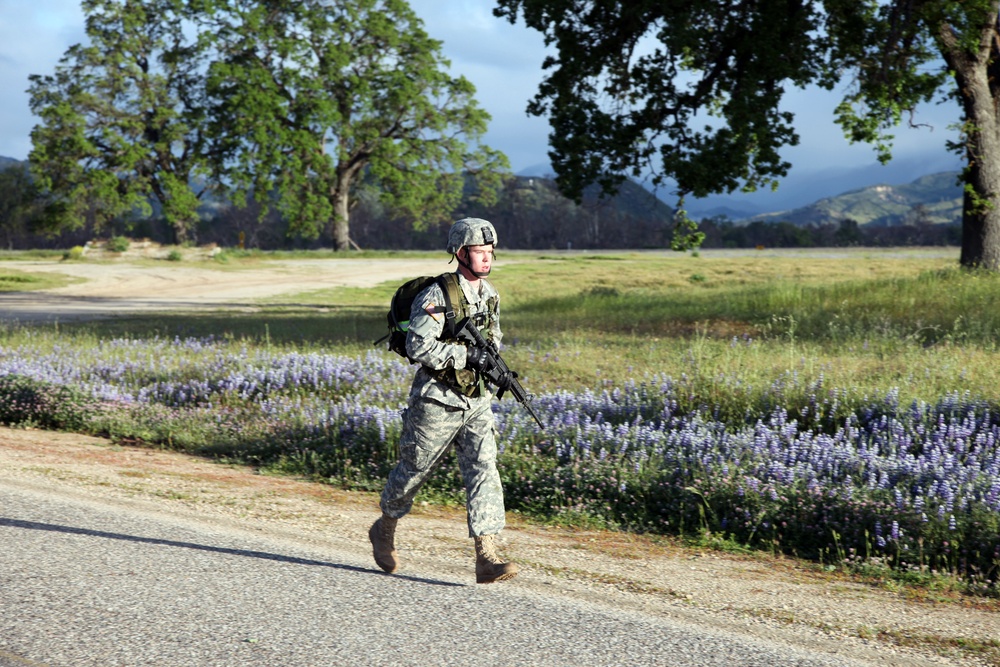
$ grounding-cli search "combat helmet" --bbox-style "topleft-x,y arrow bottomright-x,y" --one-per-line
447,218 -> 497,255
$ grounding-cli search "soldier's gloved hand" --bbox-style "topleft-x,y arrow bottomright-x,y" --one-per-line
465,346 -> 491,372
496,369 -> 518,392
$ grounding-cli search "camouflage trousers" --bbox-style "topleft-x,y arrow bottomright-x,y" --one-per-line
380,392 -> 506,537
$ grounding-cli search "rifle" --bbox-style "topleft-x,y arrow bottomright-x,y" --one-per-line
455,317 -> 544,430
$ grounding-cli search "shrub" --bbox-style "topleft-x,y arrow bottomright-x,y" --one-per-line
166,250 -> 183,262
106,236 -> 130,253
0,375 -> 98,431
62,246 -> 85,261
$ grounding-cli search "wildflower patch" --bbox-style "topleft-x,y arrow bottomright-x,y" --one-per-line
0,335 -> 996,594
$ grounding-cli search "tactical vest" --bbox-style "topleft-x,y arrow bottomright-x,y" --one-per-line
429,273 -> 498,398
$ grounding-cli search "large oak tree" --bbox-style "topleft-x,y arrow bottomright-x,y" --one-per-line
29,0 -> 506,250
495,0 -> 1000,269
202,0 -> 508,250
28,0 -> 210,244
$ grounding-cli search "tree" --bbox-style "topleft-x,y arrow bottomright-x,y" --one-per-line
0,165 -> 40,249
495,1 -> 1000,269
28,0 -> 212,244
834,219 -> 863,247
201,0 -> 508,250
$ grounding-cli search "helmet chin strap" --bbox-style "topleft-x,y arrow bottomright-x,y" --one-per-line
455,250 -> 491,278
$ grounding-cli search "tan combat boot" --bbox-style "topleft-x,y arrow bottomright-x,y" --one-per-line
369,513 -> 399,573
474,534 -> 518,584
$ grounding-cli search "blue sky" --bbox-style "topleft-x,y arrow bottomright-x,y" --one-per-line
0,0 -> 965,210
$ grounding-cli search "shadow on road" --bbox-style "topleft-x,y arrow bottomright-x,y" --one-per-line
0,516 -> 462,588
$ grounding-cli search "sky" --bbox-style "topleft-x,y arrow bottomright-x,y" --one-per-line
0,0 -> 966,211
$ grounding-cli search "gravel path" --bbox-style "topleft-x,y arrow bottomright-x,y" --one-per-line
0,481 -> 876,667
0,430 -> 995,667
0,257 -> 452,321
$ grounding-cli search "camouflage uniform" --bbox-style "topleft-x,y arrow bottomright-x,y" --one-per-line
379,272 -> 506,537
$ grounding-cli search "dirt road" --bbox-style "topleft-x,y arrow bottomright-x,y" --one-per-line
0,429 -> 997,666
0,257 -> 452,321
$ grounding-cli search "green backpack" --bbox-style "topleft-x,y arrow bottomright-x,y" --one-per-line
374,272 -> 464,362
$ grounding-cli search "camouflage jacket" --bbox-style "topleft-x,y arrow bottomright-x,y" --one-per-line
405,271 -> 502,409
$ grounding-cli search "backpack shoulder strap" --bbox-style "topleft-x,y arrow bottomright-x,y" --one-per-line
436,272 -> 464,338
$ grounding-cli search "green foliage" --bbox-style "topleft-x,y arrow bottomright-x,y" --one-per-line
0,375 -> 97,431
493,0 -> 955,195
0,165 -> 44,244
166,249 -> 183,262
670,200 -> 706,252
63,246 -> 86,261
28,0 -> 508,250
495,0 -> 1000,268
201,0 -> 509,249
106,235 -> 130,253
494,0 -> 832,201
27,0 -> 211,244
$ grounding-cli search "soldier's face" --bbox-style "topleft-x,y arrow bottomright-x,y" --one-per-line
463,244 -> 494,276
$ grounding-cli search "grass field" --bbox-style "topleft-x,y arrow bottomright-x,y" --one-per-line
54,248 -> 1000,402
0,247 -> 997,595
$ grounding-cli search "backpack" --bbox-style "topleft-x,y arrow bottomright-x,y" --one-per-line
374,272 -> 464,362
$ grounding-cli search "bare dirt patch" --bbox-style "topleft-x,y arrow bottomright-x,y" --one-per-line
0,255 -> 453,321
0,427 -> 996,667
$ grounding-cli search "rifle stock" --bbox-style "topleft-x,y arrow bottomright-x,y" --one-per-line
456,317 -> 544,430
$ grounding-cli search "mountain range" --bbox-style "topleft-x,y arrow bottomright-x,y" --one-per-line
678,153 -> 964,220
745,171 -> 962,227
0,155 -> 26,170
518,158 -> 965,227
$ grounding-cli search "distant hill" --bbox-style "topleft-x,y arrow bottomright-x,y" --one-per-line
509,168 -> 673,220
459,174 -> 674,249
0,156 -> 27,170
0,151 -> 960,250
581,178 -> 674,219
682,153 -> 963,220
746,171 -> 962,227
691,204 -> 762,220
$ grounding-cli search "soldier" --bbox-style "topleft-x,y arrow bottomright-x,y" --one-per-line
369,217 -> 518,584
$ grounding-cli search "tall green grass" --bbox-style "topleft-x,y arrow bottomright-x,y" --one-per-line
48,250 -> 998,409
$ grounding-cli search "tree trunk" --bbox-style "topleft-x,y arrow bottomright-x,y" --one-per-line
331,187 -> 351,251
944,9 -> 1000,270
957,65 -> 1000,269
173,220 -> 190,246
960,162 -> 1000,269
330,164 -> 357,252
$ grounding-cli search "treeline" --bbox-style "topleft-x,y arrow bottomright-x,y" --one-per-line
0,161 -> 961,252
698,217 -> 962,249
0,168 -> 674,251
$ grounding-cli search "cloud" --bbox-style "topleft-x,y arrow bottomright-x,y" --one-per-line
778,84 -> 960,172
408,1 -> 554,171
